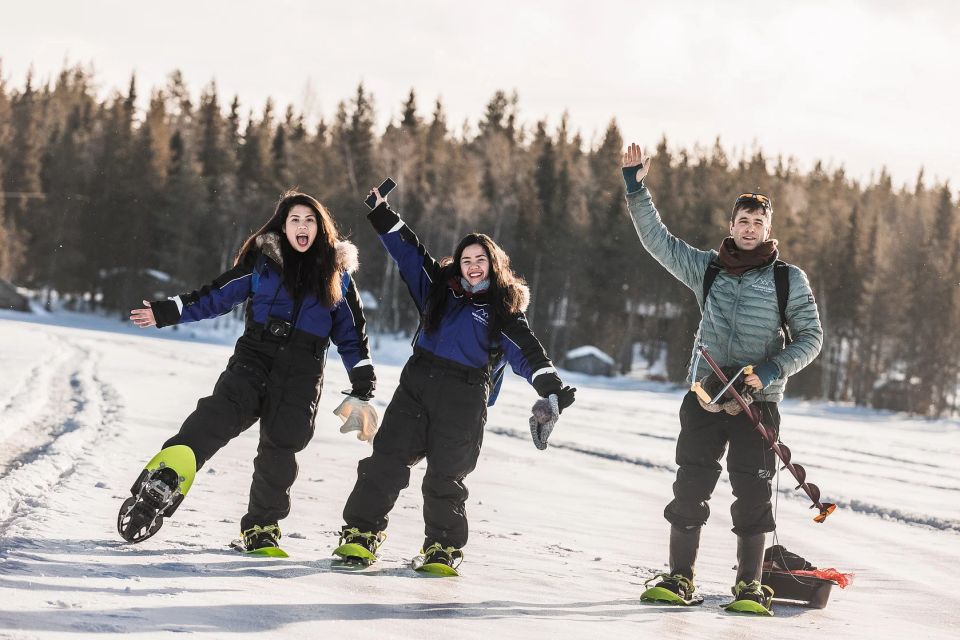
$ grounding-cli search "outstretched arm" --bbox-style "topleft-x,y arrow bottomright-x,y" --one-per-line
329,272 -> 377,399
500,312 -> 576,451
365,186 -> 443,312
622,141 -> 713,296
500,312 -> 574,406
130,255 -> 256,329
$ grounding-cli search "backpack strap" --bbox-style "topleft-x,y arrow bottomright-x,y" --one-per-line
702,259 -> 792,344
773,260 -> 792,345
701,261 -> 722,310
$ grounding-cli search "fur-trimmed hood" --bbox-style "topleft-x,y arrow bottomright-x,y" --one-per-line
256,232 -> 359,274
505,281 -> 530,314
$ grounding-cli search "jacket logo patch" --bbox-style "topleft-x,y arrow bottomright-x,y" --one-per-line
472,308 -> 489,326
751,278 -> 775,294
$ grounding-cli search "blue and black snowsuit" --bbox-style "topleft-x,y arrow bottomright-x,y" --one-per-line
149,233 -> 375,530
342,202 -> 565,551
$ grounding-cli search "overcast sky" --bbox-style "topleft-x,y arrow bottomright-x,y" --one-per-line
3,0 -> 958,190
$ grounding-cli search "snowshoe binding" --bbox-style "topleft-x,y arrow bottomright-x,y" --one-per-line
723,579 -> 774,616
333,527 -> 385,567
230,524 -> 288,558
641,573 -> 704,606
117,445 -> 196,543
412,542 -> 463,577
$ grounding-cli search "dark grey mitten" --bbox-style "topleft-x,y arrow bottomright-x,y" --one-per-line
529,394 -> 560,450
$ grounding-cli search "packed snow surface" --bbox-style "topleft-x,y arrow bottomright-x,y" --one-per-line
1,310 -> 958,639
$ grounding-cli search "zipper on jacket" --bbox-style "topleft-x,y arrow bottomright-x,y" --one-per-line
725,275 -> 744,362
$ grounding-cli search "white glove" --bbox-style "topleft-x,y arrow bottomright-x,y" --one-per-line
529,394 -> 560,450
333,396 -> 380,442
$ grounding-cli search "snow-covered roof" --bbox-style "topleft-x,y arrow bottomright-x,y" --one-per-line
359,290 -> 379,310
564,345 -> 615,365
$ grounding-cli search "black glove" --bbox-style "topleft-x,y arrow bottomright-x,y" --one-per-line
348,379 -> 375,401
555,386 -> 576,413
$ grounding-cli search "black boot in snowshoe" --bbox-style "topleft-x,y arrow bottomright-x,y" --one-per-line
117,445 -> 196,543
117,466 -> 184,543
413,542 -> 463,577
641,573 -> 704,606
333,527 -> 385,566
723,579 -> 774,616
230,524 -> 288,557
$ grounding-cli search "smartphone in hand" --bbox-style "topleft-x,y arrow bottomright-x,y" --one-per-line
365,177 -> 397,209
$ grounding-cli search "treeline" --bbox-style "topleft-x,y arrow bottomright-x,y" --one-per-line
0,64 -> 957,416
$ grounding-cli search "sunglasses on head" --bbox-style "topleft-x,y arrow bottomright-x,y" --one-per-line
735,192 -> 773,212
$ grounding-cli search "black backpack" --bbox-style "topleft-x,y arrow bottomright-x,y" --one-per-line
702,260 -> 792,345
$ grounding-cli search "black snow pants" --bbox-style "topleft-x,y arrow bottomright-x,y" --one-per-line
664,391 -> 781,536
163,328 -> 328,531
342,348 -> 489,550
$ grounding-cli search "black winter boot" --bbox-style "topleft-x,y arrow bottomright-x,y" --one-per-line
640,526 -> 704,605
333,527 -> 385,566
725,580 -> 774,615
668,525 -> 701,580
722,533 -> 774,615
735,533 -> 765,584
241,524 -> 281,551
421,542 -> 463,568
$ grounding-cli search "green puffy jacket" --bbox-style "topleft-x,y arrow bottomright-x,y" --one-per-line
626,186 -> 823,402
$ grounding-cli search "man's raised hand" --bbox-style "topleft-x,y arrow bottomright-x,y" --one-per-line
622,142 -> 652,184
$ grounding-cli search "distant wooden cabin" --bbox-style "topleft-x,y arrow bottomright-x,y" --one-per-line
563,345 -> 616,377
0,279 -> 30,312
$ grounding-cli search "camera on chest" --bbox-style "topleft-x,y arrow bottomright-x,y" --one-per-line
266,317 -> 293,339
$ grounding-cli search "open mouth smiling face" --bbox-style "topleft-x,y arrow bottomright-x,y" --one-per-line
460,243 -> 490,287
284,204 -> 318,252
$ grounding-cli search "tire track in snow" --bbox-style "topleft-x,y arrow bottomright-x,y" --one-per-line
488,426 -> 960,533
486,425 -> 675,472
0,335 -> 121,533
822,498 -> 960,533
0,332 -> 73,451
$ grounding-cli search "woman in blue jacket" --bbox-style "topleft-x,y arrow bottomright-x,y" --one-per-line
336,186 -> 575,571
119,191 -> 377,552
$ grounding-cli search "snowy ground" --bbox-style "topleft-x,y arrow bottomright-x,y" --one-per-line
0,309 -> 958,639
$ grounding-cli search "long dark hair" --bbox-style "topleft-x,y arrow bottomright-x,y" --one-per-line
422,233 -> 528,338
236,190 -> 344,307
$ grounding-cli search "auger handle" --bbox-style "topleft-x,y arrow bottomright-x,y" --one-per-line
691,382 -> 712,404
814,503 -> 837,523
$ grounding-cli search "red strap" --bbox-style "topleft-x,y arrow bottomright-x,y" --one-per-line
785,568 -> 855,588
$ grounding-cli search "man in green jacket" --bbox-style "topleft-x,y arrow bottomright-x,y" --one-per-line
621,142 -> 823,613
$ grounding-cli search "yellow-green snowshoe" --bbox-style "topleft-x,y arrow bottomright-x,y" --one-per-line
117,445 -> 197,543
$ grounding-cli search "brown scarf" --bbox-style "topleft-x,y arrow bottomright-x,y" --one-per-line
717,237 -> 779,275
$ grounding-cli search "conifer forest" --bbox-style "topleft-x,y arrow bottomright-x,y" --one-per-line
1,65 -> 957,415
